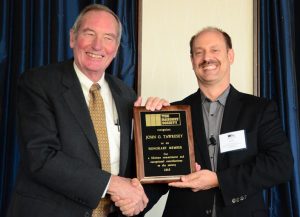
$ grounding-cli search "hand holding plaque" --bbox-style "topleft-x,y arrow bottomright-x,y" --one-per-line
133,105 -> 195,184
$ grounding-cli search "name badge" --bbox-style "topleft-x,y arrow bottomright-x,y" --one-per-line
219,130 -> 247,153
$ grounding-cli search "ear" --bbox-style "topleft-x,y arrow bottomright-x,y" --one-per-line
228,49 -> 234,64
113,43 -> 120,58
69,29 -> 75,48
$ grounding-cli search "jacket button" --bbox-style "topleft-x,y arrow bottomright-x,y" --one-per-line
84,212 -> 90,217
205,209 -> 212,215
232,198 -> 236,203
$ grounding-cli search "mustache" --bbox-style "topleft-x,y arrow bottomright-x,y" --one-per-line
198,60 -> 220,68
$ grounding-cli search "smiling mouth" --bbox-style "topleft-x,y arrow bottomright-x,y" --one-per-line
86,52 -> 104,59
203,64 -> 217,70
199,60 -> 220,70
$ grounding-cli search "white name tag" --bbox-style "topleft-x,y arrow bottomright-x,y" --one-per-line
219,130 -> 247,153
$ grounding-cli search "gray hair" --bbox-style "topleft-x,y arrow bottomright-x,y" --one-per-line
71,4 -> 122,43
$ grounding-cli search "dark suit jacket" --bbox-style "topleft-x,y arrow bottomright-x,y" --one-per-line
145,86 -> 293,217
7,60 -> 137,217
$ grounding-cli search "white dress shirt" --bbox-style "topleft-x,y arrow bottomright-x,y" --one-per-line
74,63 -> 120,176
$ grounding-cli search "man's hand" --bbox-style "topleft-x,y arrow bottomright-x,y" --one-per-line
168,167 -> 219,192
134,96 -> 170,111
109,176 -> 148,216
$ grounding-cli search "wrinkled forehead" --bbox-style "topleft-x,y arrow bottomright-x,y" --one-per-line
80,10 -> 118,29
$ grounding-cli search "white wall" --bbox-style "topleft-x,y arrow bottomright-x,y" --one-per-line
140,1 -> 254,216
141,0 -> 254,103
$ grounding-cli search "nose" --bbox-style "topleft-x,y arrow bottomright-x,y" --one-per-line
92,36 -> 103,50
203,50 -> 212,61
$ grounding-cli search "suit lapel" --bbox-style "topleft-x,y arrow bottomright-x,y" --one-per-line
61,62 -> 100,158
189,90 -> 212,170
217,86 -> 243,170
220,86 -> 242,134
106,75 -> 132,175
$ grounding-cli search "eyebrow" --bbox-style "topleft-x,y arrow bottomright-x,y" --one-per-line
104,33 -> 117,39
81,28 -> 95,33
194,45 -> 221,50
80,28 -> 117,39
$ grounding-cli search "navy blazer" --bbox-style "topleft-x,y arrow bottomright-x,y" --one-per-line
7,60 -> 137,217
145,86 -> 293,217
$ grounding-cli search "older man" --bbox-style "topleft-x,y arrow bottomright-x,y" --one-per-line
7,4 -> 167,217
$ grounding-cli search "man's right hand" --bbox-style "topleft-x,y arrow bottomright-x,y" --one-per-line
108,176 -> 148,216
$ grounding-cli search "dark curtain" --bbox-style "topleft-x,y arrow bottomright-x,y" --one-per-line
260,0 -> 300,217
295,0 -> 300,116
0,0 -> 137,216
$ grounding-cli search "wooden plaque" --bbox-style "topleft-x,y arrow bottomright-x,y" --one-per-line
133,105 -> 195,184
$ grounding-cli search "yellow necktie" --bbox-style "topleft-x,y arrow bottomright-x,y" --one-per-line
89,83 -> 111,172
89,83 -> 112,217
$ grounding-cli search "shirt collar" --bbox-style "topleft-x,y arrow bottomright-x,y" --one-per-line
73,62 -> 107,91
200,86 -> 230,106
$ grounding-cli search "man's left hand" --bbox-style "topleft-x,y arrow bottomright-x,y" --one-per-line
134,96 -> 170,111
168,169 -> 219,192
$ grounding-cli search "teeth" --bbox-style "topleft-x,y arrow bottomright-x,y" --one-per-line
87,52 -> 104,59
203,65 -> 217,70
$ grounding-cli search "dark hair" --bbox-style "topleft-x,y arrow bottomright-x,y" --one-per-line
71,4 -> 122,43
189,27 -> 232,56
